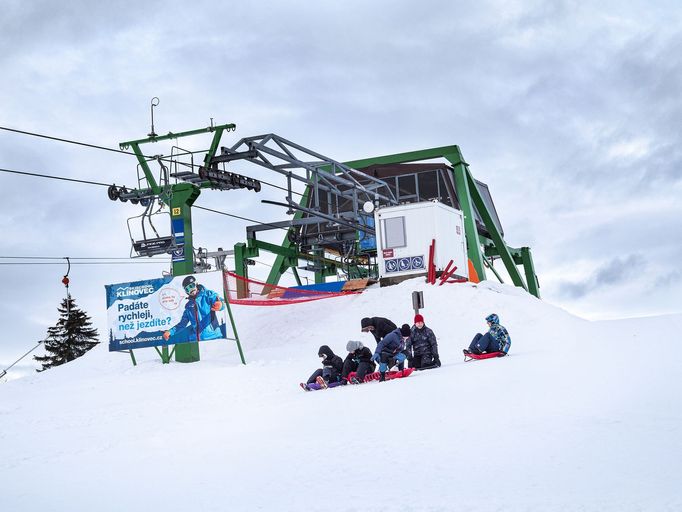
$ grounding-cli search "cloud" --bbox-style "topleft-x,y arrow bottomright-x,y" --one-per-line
558,254 -> 646,299
654,270 -> 682,289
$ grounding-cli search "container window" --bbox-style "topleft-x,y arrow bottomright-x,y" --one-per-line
383,216 -> 406,248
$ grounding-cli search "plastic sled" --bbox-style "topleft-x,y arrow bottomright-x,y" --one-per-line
463,350 -> 507,362
348,367 -> 414,384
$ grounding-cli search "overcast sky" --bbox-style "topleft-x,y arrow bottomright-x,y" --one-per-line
1,0 -> 681,364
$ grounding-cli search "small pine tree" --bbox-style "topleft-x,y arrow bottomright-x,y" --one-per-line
34,297 -> 99,372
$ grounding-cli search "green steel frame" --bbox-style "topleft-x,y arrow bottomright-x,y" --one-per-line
117,123 -> 247,364
237,144 -> 540,298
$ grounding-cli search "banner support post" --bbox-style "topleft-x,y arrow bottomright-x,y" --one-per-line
214,251 -> 246,365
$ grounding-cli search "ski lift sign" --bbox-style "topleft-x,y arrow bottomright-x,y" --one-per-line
384,255 -> 425,274
105,271 -> 228,351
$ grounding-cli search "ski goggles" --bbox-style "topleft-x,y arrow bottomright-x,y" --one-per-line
184,282 -> 197,294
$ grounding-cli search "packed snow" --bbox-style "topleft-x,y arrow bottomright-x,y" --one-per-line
1,278 -> 681,511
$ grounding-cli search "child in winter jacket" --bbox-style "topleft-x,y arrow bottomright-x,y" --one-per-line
465,314 -> 511,355
407,314 -> 441,369
306,345 -> 344,386
341,340 -> 376,384
372,324 -> 410,381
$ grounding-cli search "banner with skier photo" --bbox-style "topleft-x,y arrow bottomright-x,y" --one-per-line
105,272 -> 228,351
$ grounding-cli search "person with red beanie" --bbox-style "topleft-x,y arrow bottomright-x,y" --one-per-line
407,313 -> 440,369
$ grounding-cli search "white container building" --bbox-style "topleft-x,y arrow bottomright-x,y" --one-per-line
374,200 -> 468,284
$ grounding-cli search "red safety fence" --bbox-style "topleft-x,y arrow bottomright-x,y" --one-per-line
223,271 -> 362,306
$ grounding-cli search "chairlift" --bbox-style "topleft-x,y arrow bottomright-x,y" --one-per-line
127,198 -> 176,258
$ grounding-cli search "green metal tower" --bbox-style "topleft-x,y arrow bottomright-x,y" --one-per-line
111,122 -> 254,363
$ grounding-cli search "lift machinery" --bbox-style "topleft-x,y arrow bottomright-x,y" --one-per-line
110,120 -> 540,364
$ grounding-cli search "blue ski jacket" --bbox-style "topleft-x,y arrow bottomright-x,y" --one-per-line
488,323 -> 511,353
169,285 -> 225,341
374,328 -> 405,358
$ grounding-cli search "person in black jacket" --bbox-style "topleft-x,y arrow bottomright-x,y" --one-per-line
341,340 -> 376,384
360,316 -> 397,345
407,314 -> 441,370
306,345 -> 344,385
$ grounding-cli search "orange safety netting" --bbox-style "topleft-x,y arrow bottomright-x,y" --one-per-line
223,271 -> 360,306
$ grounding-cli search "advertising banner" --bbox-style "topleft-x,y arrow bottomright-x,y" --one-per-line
106,272 -> 228,351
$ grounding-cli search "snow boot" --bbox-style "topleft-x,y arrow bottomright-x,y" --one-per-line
379,372 -> 386,382
316,375 -> 329,389
300,382 -> 311,392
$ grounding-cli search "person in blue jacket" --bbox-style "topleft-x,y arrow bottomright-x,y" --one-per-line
464,313 -> 511,355
163,275 -> 225,342
373,324 -> 410,382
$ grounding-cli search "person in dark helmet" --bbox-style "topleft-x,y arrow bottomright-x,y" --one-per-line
163,275 -> 224,342
360,316 -> 397,345
303,345 -> 344,390
341,340 -> 376,384
372,324 -> 410,382
407,314 -> 441,370
464,313 -> 512,355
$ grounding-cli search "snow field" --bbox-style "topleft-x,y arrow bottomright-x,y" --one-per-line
1,278 -> 681,511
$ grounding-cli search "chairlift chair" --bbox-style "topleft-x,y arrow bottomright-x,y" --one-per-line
127,199 -> 176,258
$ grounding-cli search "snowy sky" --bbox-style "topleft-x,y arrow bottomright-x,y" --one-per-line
1,0 -> 681,363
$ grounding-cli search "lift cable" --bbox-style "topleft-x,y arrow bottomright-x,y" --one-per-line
0,125 -> 136,156
0,167 -> 113,187
0,125 -> 304,196
0,256 -> 168,260
194,205 -> 290,232
0,261 -> 170,266
0,166 -> 296,233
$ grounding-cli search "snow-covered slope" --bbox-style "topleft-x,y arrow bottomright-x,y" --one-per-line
2,279 -> 681,511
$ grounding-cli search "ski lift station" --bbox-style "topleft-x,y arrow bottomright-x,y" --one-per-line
107,108 -> 540,363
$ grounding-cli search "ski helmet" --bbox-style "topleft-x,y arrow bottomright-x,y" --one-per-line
182,275 -> 197,293
485,313 -> 499,325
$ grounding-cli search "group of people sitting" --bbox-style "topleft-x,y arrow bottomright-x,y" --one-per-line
303,312 -> 511,390
303,314 -> 438,390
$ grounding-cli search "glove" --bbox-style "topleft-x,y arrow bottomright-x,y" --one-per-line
211,300 -> 223,312
163,331 -> 171,341
433,356 -> 441,367
372,353 -> 381,363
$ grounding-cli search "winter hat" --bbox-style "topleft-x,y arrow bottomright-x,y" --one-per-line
346,340 -> 363,352
485,313 -> 500,325
414,314 -> 424,324
400,324 -> 411,337
318,345 -> 334,358
360,317 -> 372,330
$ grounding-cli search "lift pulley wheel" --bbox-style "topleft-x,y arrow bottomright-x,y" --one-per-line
107,185 -> 120,201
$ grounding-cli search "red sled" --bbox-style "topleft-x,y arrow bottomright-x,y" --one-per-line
348,367 -> 415,384
463,350 -> 507,362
